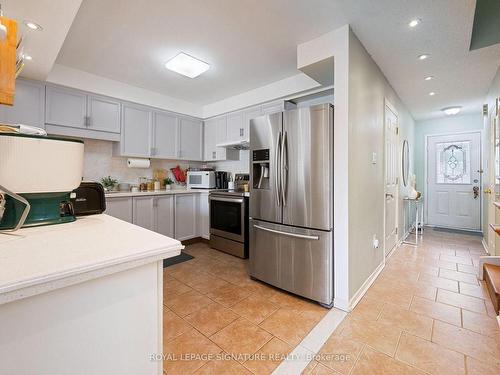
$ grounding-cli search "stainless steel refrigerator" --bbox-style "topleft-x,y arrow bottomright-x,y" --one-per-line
249,103 -> 333,307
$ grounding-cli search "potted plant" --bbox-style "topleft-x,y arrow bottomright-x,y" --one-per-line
163,177 -> 174,190
101,176 -> 118,191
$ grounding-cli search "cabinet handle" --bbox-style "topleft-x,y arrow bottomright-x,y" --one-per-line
240,128 -> 244,137
212,151 -> 216,159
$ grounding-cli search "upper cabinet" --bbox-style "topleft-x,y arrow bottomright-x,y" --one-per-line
45,85 -> 121,141
152,111 -> 178,159
0,79 -> 45,128
119,103 -> 152,158
178,117 -> 203,161
203,116 -> 238,161
226,105 -> 263,144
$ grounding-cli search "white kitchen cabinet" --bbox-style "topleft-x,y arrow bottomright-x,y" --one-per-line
175,194 -> 197,241
203,116 -> 238,161
152,111 -> 178,159
197,193 -> 210,239
133,196 -> 155,231
87,94 -> 121,133
155,195 -> 175,238
0,79 -> 45,128
45,86 -> 87,129
226,110 -> 245,143
105,197 -> 133,223
243,106 -> 263,137
178,117 -> 203,161
119,103 -> 152,158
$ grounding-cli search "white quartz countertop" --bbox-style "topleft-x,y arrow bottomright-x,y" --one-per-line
0,214 -> 183,305
105,188 -> 216,198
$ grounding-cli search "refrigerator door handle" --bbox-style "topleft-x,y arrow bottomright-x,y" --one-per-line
275,131 -> 282,206
281,131 -> 288,206
253,224 -> 320,240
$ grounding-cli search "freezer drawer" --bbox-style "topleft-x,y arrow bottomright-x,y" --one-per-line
249,219 -> 333,305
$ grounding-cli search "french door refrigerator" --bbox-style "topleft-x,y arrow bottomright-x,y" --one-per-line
249,103 -> 333,307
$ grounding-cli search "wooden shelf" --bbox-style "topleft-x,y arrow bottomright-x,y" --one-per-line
490,223 -> 500,236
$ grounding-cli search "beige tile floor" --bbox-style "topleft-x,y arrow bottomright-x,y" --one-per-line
162,242 -> 329,374
306,229 -> 500,375
163,229 -> 500,375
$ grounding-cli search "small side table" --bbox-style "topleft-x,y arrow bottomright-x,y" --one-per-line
403,197 -> 423,246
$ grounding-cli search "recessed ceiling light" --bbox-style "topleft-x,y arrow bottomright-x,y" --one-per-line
424,76 -> 434,81
442,106 -> 461,115
24,21 -> 43,31
429,92 -> 436,96
165,52 -> 210,78
409,19 -> 421,28
418,54 -> 430,60
24,54 -> 32,61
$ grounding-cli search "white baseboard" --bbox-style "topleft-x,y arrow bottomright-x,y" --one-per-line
348,260 -> 385,311
482,238 -> 490,255
333,297 -> 350,312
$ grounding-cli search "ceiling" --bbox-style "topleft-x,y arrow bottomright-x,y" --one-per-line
10,0 -> 500,120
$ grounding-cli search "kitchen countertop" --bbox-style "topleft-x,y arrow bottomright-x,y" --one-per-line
105,188 -> 249,198
0,214 -> 183,305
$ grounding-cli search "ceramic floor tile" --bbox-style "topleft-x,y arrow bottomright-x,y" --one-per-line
210,317 -> 273,363
184,302 -> 239,336
466,356 -> 500,375
163,328 -> 222,375
378,302 -> 433,340
163,309 -> 192,342
436,289 -> 487,314
410,296 -> 461,326
207,284 -> 252,307
459,281 -> 490,300
259,308 -> 316,347
166,289 -> 214,317
189,275 -> 231,295
193,359 -> 253,375
230,294 -> 280,324
349,296 -> 385,321
395,332 -> 465,375
303,362 -> 339,374
432,320 -> 500,365
351,346 -> 426,375
163,278 -> 192,299
317,334 -> 364,374
243,337 -> 292,374
439,268 -> 479,285
457,263 -> 478,275
462,309 -> 500,337
417,273 -> 459,292
440,254 -> 473,265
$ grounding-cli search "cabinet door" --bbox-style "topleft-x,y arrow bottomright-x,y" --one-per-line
226,111 -> 244,143
155,195 -> 175,238
105,197 -> 133,223
133,196 -> 155,231
87,95 -> 121,133
178,117 -> 202,161
121,103 -> 152,157
197,193 -> 210,239
45,86 -> 87,129
175,194 -> 197,240
153,111 -> 178,159
215,116 -> 229,159
203,118 -> 218,161
0,79 -> 45,128
243,106 -> 262,142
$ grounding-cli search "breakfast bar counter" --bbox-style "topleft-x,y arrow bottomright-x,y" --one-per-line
0,214 -> 182,375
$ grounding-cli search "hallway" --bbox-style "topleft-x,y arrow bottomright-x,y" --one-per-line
308,228 -> 500,375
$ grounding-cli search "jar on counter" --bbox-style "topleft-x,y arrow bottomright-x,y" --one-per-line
139,177 -> 148,192
154,180 -> 161,191
146,179 -> 154,191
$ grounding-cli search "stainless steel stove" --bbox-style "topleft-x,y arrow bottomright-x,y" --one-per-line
208,174 -> 249,258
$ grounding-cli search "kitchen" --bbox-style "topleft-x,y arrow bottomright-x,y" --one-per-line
2,1 -> 500,375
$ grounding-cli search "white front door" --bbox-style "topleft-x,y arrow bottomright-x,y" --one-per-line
384,103 -> 399,255
427,132 -> 481,231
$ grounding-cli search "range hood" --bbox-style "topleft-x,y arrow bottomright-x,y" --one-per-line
216,139 -> 249,150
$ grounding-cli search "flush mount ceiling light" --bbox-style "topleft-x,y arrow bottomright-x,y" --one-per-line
418,54 -> 430,60
408,18 -> 421,28
165,52 -> 210,78
24,20 -> 43,31
424,76 -> 434,81
429,92 -> 436,96
442,106 -> 461,115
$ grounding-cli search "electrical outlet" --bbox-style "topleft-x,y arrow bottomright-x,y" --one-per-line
372,235 -> 379,249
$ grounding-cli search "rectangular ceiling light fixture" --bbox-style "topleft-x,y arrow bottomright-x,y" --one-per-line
165,52 -> 210,78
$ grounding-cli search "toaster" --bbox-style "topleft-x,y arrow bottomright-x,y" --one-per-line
71,182 -> 106,216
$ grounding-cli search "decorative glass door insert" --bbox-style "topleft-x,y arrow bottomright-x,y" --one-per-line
436,141 -> 471,184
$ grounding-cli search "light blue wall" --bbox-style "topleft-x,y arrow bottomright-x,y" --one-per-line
414,113 -> 484,192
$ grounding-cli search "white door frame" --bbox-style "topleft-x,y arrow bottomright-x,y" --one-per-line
424,130 -> 483,230
383,98 -> 399,258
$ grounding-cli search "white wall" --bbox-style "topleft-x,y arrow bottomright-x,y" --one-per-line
347,29 -> 416,301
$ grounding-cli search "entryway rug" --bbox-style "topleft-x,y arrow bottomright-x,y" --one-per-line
432,227 -> 483,236
163,252 -> 194,268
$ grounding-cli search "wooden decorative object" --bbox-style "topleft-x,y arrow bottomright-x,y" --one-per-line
0,16 -> 17,106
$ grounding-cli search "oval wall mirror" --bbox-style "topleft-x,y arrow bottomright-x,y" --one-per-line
402,140 -> 410,187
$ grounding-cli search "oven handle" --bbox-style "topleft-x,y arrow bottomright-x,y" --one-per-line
253,224 -> 320,240
209,196 -> 244,204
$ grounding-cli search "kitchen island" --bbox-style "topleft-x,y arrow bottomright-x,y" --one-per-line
0,214 -> 182,375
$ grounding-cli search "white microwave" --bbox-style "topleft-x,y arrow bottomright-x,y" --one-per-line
187,171 -> 216,189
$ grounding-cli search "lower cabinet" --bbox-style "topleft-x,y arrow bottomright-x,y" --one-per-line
132,196 -> 155,231
197,193 -> 210,240
155,195 -> 175,238
105,197 -> 133,223
175,194 -> 197,241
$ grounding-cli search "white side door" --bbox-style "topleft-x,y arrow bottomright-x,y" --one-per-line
427,132 -> 481,230
384,104 -> 399,255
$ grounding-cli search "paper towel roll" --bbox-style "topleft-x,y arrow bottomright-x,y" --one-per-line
127,158 -> 150,168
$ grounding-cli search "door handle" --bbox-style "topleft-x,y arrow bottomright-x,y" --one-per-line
484,188 -> 492,194
275,131 -> 282,206
253,224 -> 320,240
385,193 -> 394,199
281,131 -> 288,206
473,186 -> 479,199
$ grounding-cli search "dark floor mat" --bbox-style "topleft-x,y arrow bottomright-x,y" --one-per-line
163,252 -> 194,268
431,227 -> 483,237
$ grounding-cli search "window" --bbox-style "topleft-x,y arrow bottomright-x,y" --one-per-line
436,141 -> 471,184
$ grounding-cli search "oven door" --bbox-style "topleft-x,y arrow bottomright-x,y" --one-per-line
209,195 -> 245,242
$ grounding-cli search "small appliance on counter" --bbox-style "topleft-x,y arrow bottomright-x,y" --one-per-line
0,132 -> 84,231
71,182 -> 106,216
214,171 -> 229,189
187,170 -> 215,189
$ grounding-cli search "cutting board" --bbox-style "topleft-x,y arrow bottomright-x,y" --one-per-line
0,17 -> 17,106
